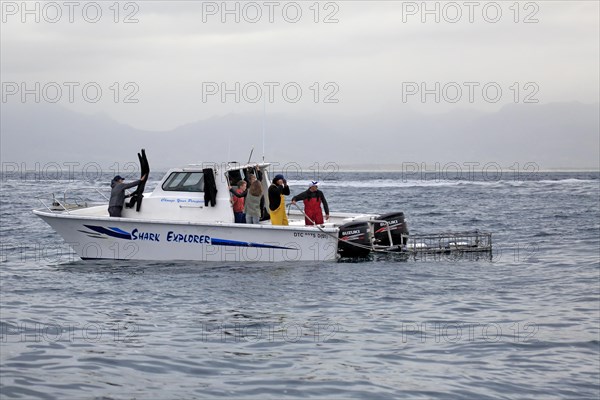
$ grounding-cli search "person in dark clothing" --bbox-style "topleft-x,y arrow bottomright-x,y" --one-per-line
291,181 -> 330,225
268,174 -> 290,225
108,174 -> 146,217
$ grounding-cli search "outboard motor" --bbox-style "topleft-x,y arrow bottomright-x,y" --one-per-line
374,212 -> 409,247
338,221 -> 372,258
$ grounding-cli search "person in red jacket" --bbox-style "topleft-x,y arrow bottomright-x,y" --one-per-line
291,181 -> 330,225
230,180 -> 247,223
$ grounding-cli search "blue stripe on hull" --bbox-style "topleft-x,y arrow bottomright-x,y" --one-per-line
82,225 -> 298,250
83,225 -> 132,240
211,238 -> 297,250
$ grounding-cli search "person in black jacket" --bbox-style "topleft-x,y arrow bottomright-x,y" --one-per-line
291,181 -> 330,225
268,174 -> 290,225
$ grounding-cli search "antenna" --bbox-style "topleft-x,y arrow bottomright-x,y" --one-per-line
228,136 -> 231,161
247,146 -> 254,164
263,96 -> 267,162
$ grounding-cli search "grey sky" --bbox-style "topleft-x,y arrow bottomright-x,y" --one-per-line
2,1 -> 598,132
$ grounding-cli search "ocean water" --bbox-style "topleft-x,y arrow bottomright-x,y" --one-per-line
0,170 -> 599,399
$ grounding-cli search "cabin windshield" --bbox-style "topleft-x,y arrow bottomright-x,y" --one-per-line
162,172 -> 204,192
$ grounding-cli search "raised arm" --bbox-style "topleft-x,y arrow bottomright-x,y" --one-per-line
122,179 -> 142,190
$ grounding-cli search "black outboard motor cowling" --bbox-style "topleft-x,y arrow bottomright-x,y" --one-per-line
374,212 -> 409,246
338,221 -> 372,258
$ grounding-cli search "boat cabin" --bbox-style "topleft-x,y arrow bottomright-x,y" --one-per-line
117,162 -> 272,223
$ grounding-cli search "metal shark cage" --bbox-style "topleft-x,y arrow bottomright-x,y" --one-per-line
403,230 -> 493,260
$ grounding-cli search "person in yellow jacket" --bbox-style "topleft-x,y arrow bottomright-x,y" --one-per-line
268,174 -> 290,225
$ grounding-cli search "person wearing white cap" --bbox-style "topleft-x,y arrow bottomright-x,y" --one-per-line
291,181 -> 330,225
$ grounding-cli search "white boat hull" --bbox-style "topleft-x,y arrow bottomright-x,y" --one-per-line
34,209 -> 340,262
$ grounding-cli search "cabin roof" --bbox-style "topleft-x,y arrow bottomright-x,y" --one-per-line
179,162 -> 271,172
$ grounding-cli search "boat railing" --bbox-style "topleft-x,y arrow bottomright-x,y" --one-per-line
36,188 -> 110,214
366,219 -> 396,249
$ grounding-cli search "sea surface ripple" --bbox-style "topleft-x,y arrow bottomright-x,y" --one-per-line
1,171 -> 599,399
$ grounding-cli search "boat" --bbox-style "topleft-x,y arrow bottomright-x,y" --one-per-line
34,152 -> 491,262
33,154 -> 408,262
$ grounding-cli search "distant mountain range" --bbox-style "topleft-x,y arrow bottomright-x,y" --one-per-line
1,102 -> 598,171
